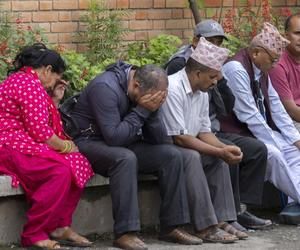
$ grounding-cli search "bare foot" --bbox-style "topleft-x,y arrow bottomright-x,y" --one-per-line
50,227 -> 92,247
32,239 -> 61,249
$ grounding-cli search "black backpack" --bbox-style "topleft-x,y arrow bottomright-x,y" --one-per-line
59,93 -> 81,139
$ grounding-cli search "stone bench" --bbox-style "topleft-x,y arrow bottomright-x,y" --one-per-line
0,174 -> 160,244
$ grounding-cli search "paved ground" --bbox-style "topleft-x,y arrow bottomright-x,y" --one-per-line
2,211 -> 300,250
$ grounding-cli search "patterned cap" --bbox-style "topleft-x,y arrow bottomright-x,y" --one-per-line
251,22 -> 290,55
190,37 -> 230,71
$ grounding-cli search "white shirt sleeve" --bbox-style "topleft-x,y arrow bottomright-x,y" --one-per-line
161,89 -> 188,136
199,93 -> 211,133
268,76 -> 300,145
222,61 -> 282,149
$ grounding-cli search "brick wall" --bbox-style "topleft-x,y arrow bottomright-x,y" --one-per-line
0,0 -> 298,51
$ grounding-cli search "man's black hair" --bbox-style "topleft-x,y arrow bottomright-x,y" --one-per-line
185,57 -> 211,73
133,64 -> 168,91
284,13 -> 300,32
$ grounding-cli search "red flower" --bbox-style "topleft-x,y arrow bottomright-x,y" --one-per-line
281,7 -> 292,17
262,0 -> 271,22
0,42 -> 8,55
15,18 -> 22,24
223,9 -> 234,33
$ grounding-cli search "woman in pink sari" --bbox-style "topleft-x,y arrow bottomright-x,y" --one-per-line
0,43 -> 94,249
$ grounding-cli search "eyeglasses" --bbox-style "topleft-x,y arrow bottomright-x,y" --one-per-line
258,46 -> 279,65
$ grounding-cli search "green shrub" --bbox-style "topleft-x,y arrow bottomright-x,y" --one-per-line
78,0 -> 129,64
126,35 -> 182,67
0,14 -> 48,81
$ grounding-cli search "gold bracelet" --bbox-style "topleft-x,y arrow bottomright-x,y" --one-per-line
65,141 -> 72,153
60,141 -> 69,153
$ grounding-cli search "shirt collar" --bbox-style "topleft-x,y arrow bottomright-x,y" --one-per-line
180,68 -> 193,95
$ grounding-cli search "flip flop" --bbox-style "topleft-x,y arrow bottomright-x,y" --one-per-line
219,222 -> 248,240
196,227 -> 238,244
50,228 -> 93,247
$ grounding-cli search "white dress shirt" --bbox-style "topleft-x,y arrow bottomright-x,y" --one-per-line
162,69 -> 211,137
222,61 -> 300,149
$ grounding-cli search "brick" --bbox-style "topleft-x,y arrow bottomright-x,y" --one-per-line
153,0 -> 166,8
78,22 -> 87,32
59,11 -> 72,21
153,20 -> 165,29
32,23 -> 51,32
170,30 -> 183,38
77,43 -> 89,52
287,0 -> 296,5
272,0 -> 287,5
223,0 -> 233,6
53,0 -> 79,10
12,1 -> 38,11
72,11 -> 86,21
51,22 -> 78,33
121,11 -> 135,20
184,9 -> 192,18
59,33 -> 74,43
135,31 -> 148,40
120,20 -> 129,29
59,43 -> 77,50
79,0 -> 91,9
166,0 -> 187,8
135,10 -> 148,19
129,20 -> 153,30
46,33 -> 59,43
0,1 -> 11,11
204,0 -> 222,7
172,9 -> 183,19
123,32 -> 135,41
39,1 -> 52,10
129,0 -> 153,8
19,12 -> 33,23
183,29 -> 193,38
33,12 -> 58,22
148,9 -> 172,19
108,0 -> 117,8
166,19 -> 189,29
148,30 -> 164,39
117,0 -> 129,8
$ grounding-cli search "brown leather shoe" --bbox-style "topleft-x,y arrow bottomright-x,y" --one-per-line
113,233 -> 148,250
159,228 -> 203,245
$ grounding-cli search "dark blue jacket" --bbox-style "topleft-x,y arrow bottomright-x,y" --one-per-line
72,61 -> 168,146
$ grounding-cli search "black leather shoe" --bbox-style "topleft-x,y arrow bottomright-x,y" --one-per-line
237,211 -> 272,230
280,202 -> 300,225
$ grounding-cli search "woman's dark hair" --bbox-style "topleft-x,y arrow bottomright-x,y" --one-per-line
9,43 -> 66,75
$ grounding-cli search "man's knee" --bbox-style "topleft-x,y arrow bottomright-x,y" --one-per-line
156,145 -> 184,170
112,149 -> 138,175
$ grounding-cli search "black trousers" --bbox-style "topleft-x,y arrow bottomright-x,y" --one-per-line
76,137 -> 190,236
216,133 -> 268,212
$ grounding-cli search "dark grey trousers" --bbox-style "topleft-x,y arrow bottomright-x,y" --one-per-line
175,146 -> 237,231
76,138 -> 190,236
216,133 -> 268,212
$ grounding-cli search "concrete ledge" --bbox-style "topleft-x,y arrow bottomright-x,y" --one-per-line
0,174 -> 157,197
0,174 -> 160,244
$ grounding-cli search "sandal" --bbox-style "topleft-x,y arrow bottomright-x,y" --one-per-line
30,240 -> 66,250
219,222 -> 248,240
196,226 -> 238,244
50,228 -> 93,247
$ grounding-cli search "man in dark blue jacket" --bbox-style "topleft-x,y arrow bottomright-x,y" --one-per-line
72,62 -> 202,249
